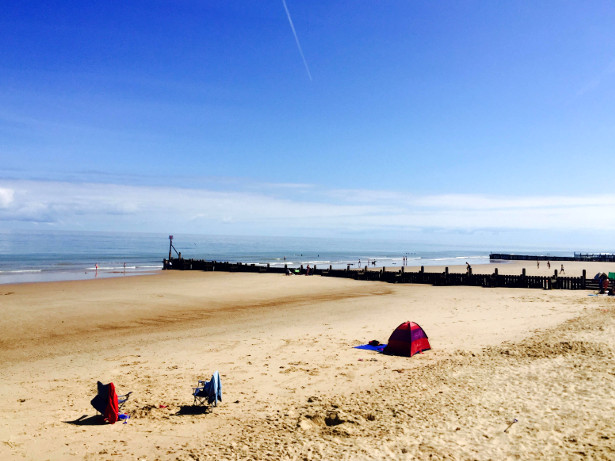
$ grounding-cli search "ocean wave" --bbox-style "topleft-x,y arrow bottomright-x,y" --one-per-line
0,269 -> 43,274
87,265 -> 161,271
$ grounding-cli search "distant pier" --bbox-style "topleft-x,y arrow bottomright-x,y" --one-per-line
162,257 -> 609,291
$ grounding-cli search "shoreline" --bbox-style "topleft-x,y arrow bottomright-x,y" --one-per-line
5,258 -> 613,286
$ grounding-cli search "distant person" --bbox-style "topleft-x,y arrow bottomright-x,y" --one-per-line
306,264 -> 310,276
537,261 -> 540,269
560,264 -> 565,274
547,261 -> 551,269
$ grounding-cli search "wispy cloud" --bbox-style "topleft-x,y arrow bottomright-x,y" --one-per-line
2,179 -> 615,239
576,59 -> 615,97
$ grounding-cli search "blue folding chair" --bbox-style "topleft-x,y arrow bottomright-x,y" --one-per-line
193,371 -> 222,406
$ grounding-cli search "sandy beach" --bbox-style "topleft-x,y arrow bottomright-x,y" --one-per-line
1,263 -> 614,460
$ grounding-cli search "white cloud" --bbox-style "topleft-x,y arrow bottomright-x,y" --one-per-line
0,188 -> 15,208
1,179 -> 615,236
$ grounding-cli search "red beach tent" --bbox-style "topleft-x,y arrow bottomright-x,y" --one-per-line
384,321 -> 431,357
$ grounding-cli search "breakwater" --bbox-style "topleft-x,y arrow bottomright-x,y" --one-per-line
163,258 -> 604,291
490,253 -> 615,262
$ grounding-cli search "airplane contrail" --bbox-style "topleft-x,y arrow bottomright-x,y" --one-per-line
282,0 -> 312,81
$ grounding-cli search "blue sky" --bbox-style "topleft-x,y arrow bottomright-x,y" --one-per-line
1,1 -> 615,249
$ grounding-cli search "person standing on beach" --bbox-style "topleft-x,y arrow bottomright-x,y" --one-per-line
537,260 -> 540,269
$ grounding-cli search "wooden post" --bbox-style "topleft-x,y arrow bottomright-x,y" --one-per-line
420,266 -> 424,273
582,269 -> 586,289
522,268 -> 526,276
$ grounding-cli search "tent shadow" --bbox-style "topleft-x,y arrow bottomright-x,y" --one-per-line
175,405 -> 211,416
64,414 -> 107,426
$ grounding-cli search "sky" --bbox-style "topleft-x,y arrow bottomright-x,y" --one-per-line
1,1 -> 615,249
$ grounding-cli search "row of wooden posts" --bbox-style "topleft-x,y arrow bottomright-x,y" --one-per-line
490,252 -> 615,262
163,258 -> 603,291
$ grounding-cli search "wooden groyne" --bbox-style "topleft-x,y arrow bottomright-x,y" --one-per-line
163,258 -> 606,291
490,253 -> 615,262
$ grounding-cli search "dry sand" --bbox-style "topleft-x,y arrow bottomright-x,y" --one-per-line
0,264 -> 614,460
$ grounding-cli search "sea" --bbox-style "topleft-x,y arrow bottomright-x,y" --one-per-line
0,229 -> 570,285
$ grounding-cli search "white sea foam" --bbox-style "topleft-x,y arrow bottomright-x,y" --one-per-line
0,269 -> 42,274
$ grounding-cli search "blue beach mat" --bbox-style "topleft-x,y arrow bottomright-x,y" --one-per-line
354,343 -> 386,352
